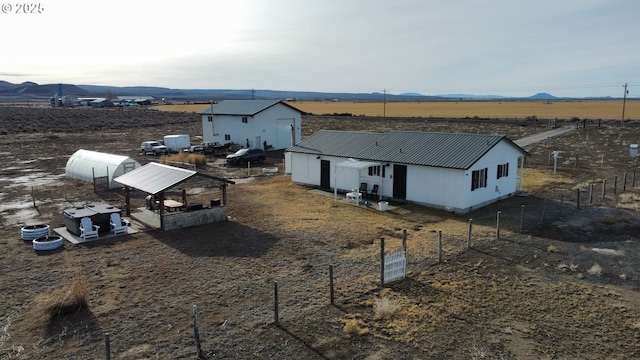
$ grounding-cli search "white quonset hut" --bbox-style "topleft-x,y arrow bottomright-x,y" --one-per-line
65,149 -> 140,189
285,130 -> 528,214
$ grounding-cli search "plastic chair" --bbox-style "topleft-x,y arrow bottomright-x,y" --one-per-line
79,217 -> 100,240
359,183 -> 368,199
370,184 -> 379,200
110,213 -> 128,235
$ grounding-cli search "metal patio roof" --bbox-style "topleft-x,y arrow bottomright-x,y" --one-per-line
113,162 -> 197,195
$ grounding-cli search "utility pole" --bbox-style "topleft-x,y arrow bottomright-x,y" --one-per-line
383,89 -> 386,120
622,83 -> 628,126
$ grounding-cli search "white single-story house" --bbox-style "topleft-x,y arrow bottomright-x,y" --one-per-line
285,130 -> 528,214
198,100 -> 302,150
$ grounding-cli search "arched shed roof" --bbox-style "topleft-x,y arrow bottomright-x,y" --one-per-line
65,149 -> 141,189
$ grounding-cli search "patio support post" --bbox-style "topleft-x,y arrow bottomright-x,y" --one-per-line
222,184 -> 228,206
125,187 -> 131,216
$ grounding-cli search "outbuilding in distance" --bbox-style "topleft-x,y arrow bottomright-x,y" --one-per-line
65,149 -> 141,190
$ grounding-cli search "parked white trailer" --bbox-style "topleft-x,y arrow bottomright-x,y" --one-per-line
164,134 -> 190,153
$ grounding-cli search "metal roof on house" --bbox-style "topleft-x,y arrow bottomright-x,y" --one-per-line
198,100 -> 302,116
288,130 -> 526,170
113,162 -> 197,195
287,130 -> 383,157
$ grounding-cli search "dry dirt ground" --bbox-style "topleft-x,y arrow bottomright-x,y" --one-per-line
1,106 -> 639,359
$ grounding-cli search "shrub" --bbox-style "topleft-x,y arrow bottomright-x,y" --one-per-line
587,263 -> 602,276
601,216 -> 615,225
343,319 -> 368,336
373,297 -> 399,320
163,152 -> 207,167
37,277 -> 89,318
547,245 -> 559,253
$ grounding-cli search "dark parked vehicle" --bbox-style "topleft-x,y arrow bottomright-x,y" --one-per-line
202,142 -> 229,156
183,145 -> 205,154
226,148 -> 266,165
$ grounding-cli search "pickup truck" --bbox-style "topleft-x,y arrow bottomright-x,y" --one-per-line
202,142 -> 228,156
140,141 -> 169,155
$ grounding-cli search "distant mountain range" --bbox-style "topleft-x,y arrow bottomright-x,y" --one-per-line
0,81 -> 625,102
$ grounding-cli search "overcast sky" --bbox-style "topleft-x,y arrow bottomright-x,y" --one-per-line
2,0 -> 638,97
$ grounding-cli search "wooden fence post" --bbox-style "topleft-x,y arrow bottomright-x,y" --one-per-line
105,333 -> 111,360
329,264 -> 335,305
437,231 -> 442,263
380,237 -> 385,286
589,183 -> 594,204
576,188 -> 580,210
520,205 -> 525,232
193,305 -> 203,359
402,229 -> 407,252
273,282 -> 279,325
624,172 -> 628,191
467,219 -> 473,250
614,175 -> 618,194
602,179 -> 606,199
496,211 -> 501,239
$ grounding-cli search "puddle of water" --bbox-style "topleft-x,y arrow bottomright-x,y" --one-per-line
4,208 -> 43,227
1,172 -> 65,189
0,194 -> 38,212
1,166 -> 22,172
591,248 -> 625,256
1,195 -> 70,226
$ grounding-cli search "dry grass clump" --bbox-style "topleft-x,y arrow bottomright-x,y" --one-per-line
162,152 -> 207,167
343,318 -> 369,336
547,245 -> 559,253
557,263 -> 579,272
587,263 -> 602,276
373,297 -> 400,320
522,168 -> 574,193
616,193 -> 640,211
601,216 -> 616,225
36,277 -> 89,318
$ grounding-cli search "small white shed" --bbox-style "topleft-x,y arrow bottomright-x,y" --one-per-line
65,149 -> 140,189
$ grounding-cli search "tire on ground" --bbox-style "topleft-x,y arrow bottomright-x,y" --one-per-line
32,235 -> 64,251
21,224 -> 50,241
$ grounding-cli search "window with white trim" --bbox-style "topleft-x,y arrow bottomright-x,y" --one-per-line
368,165 -> 385,177
242,116 -> 248,123
497,163 -> 509,179
471,168 -> 488,191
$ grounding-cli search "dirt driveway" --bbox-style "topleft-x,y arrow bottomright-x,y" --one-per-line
0,107 -> 639,359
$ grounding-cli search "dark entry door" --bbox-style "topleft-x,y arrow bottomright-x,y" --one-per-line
320,160 -> 331,189
392,164 -> 407,200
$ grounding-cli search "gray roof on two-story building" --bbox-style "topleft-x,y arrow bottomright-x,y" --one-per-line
198,100 -> 302,116
287,130 -> 527,170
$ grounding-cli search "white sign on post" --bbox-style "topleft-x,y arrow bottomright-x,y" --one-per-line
552,150 -> 559,175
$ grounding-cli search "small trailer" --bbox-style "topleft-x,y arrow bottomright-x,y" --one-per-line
164,134 -> 191,153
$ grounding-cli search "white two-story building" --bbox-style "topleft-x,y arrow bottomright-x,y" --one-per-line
199,100 -> 302,150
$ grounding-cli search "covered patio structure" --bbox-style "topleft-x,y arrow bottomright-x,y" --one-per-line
114,162 -> 235,230
333,159 -> 382,203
